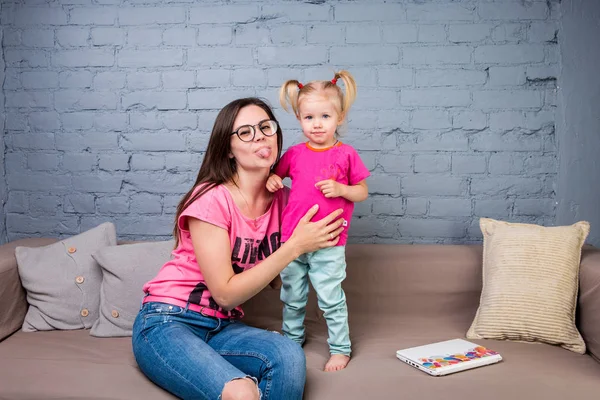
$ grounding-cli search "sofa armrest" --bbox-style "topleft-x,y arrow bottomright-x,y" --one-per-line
578,247 -> 600,362
0,238 -> 58,341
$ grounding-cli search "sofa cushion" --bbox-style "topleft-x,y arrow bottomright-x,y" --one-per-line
579,248 -> 600,362
90,240 -> 174,337
15,223 -> 117,332
467,218 -> 589,354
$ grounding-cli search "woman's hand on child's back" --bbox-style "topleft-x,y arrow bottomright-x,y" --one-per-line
288,205 -> 344,255
266,174 -> 284,192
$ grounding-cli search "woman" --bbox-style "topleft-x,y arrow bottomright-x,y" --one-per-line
132,97 -> 344,400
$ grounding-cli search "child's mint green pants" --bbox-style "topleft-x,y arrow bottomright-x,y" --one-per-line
279,246 -> 351,356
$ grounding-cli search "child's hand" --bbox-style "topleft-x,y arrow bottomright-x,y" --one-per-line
315,179 -> 346,198
266,174 -> 284,192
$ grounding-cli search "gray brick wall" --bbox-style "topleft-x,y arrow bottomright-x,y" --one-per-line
0,21 -> 6,244
1,0 -> 560,243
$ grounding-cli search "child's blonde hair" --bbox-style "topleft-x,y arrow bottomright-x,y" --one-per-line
279,70 -> 357,121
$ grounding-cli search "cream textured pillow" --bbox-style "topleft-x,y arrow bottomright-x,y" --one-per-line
90,240 -> 174,337
467,218 -> 590,354
15,222 -> 117,332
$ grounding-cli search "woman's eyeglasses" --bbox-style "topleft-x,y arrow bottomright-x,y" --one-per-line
231,119 -> 278,142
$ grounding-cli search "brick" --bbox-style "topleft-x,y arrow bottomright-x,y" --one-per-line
331,46 -> 398,65
5,112 -> 28,131
414,154 -> 451,173
196,70 -> 231,88
412,110 -> 452,130
165,153 -> 203,172
3,70 -> 21,90
525,155 -> 557,174
9,7 -> 68,26
94,72 -> 126,90
451,154 -> 487,174
187,133 -> 211,152
4,153 -> 26,173
21,71 -> 59,89
378,154 -> 412,173
402,89 -> 470,107
399,219 -> 467,238
479,3 -> 547,21
271,25 -> 306,45
56,132 -> 118,151
62,112 -> 94,130
402,175 -> 466,196
399,131 -> 469,152
56,28 -> 89,47
99,154 -> 130,171
189,5 -> 258,23
448,24 -> 492,43
403,46 -> 472,65
7,215 -> 79,235
472,131 -> 541,152
372,198 -> 405,216
7,173 -> 71,191
416,69 -> 486,87
453,111 -> 487,130
308,25 -> 344,44
526,66 -> 558,81
190,47 -> 254,66
367,175 -> 401,195
7,193 -> 28,213
335,4 -> 405,22
91,28 -> 125,46
62,154 -> 96,171
514,199 -> 555,216
5,92 -> 53,108
474,200 -> 513,218
95,113 -> 127,132
97,196 -> 129,213
429,199 -> 471,217
59,71 -> 93,88
28,154 -> 60,171
55,91 -> 117,111
489,153 -> 526,175
127,29 -> 162,47
488,66 -> 526,86
418,25 -> 446,43
528,22 -> 558,43
233,69 -> 267,87
52,50 -> 114,67
188,89 -> 249,110
122,91 -> 187,111
164,28 -> 196,46
405,198 -> 427,216
346,25 -> 380,44
127,72 -> 161,90
350,216 -> 399,238
353,89 -> 399,110
234,25 -> 269,45
73,174 -> 123,193
118,7 -> 185,25
131,194 -> 162,214
120,133 -> 186,151
474,45 -> 544,64
259,46 -> 327,65
29,111 -> 61,131
63,194 -> 95,214
123,172 -> 191,194
470,177 -> 542,197
3,29 -> 21,46
473,90 -> 542,109
119,50 -> 183,67
8,133 -> 55,150
163,71 -> 195,89
112,216 -> 175,236
353,199 -> 373,217
131,154 -> 165,170
263,4 -> 330,21
378,68 -> 413,87
21,29 -> 55,47
358,151 -> 377,171
69,8 -> 117,25
382,25 -> 418,43
4,50 -> 49,68
407,3 -> 475,21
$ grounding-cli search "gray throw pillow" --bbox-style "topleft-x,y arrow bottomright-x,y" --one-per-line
90,240 -> 174,337
15,222 -> 117,332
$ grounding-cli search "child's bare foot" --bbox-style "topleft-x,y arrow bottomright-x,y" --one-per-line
324,354 -> 350,372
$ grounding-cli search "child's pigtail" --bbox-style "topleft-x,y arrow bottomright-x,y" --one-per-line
279,80 -> 302,116
334,70 -> 357,116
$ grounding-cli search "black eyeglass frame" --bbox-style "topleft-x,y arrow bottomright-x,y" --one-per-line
230,119 -> 279,142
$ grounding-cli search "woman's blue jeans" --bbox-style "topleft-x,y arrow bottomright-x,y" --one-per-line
132,302 -> 306,400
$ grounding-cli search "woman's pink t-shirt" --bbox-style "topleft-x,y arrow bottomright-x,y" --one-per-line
142,184 -> 289,319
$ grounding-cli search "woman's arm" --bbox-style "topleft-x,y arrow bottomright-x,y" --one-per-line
189,205 -> 344,311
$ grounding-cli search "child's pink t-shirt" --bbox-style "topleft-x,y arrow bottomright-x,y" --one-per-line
274,142 -> 370,246
142,184 -> 289,319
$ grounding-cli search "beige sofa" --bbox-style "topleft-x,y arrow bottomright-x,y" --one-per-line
1,238 -> 599,399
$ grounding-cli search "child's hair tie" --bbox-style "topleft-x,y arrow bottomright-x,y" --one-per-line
297,82 -> 304,89
331,78 -> 338,85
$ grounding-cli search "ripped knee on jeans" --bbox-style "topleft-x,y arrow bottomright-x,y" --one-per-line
219,376 -> 261,400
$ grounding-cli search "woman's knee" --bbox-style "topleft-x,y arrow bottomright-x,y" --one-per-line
221,377 -> 260,400
271,335 -> 307,376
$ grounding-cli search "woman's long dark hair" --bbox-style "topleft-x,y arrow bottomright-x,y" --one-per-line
173,97 -> 283,246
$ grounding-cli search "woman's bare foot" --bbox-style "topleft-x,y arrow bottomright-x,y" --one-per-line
324,354 -> 350,372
